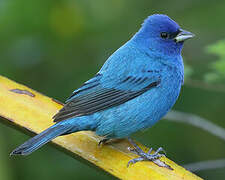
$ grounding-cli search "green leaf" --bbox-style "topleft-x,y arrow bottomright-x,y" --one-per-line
205,39 -> 225,82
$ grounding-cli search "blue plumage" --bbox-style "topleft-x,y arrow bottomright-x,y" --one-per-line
11,14 -> 194,163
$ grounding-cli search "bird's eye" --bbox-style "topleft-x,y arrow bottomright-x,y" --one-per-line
160,32 -> 168,39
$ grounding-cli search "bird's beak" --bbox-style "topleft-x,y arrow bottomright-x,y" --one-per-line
174,29 -> 195,43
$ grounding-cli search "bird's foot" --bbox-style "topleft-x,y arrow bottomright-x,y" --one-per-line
127,137 -> 166,167
98,138 -> 110,147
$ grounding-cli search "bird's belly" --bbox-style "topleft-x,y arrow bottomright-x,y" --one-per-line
94,78 -> 181,138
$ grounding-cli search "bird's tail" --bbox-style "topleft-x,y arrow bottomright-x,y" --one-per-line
10,124 -> 71,156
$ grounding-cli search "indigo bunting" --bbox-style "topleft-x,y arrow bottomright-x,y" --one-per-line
11,14 -> 194,166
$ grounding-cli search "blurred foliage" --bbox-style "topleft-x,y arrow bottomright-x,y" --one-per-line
0,131 -> 13,180
0,0 -> 225,180
205,40 -> 225,83
184,61 -> 193,80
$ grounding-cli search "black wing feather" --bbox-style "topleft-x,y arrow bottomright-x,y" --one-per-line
53,80 -> 160,122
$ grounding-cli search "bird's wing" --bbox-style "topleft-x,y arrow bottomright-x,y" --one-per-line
53,72 -> 161,122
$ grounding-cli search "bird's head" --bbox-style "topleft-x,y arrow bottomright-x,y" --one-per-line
133,14 -> 194,57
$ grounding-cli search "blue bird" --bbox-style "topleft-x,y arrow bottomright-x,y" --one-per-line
11,14 -> 194,166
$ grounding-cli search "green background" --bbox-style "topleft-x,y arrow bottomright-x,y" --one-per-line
0,0 -> 225,179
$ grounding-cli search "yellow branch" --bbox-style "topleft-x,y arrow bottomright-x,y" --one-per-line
0,75 -> 202,180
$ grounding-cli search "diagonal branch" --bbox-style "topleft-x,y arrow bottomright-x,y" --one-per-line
165,110 -> 225,141
183,159 -> 225,172
0,75 -> 201,180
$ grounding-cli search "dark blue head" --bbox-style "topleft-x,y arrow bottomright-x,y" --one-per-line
133,14 -> 194,57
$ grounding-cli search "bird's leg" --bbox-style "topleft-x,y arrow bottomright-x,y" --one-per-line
127,137 -> 166,167
127,137 -> 145,154
98,138 -> 110,147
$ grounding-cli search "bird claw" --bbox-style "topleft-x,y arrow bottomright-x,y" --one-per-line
98,138 -> 109,147
128,146 -> 144,155
150,147 -> 166,156
127,138 -> 166,167
127,157 -> 144,167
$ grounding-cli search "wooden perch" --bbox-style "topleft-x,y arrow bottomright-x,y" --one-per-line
0,75 -> 202,180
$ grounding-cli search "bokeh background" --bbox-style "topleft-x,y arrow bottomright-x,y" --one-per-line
0,0 -> 225,179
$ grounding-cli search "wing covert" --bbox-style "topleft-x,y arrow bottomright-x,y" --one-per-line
53,73 -> 160,122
